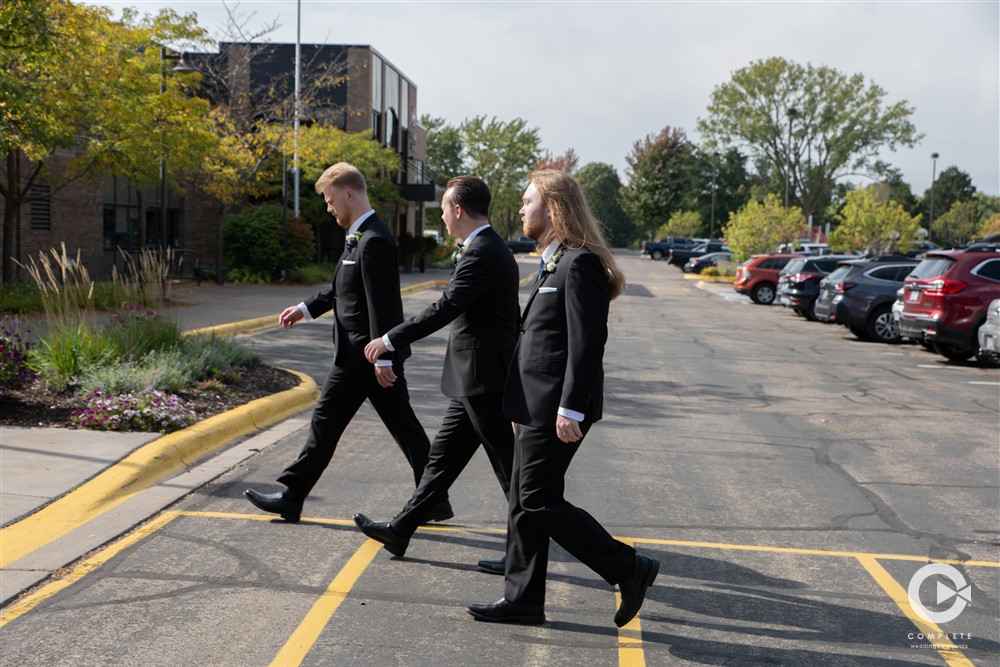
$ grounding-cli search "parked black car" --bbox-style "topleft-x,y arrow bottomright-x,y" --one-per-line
777,255 -> 857,320
683,251 -> 734,274
642,236 -> 697,260
668,240 -> 729,267
814,256 -> 918,343
506,236 -> 537,253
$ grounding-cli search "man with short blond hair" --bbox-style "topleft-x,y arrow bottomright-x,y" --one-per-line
245,162 -> 450,523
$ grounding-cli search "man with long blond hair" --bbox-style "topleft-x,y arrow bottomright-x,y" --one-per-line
468,169 -> 659,628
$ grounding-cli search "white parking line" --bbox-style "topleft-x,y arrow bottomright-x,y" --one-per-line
968,381 -> 1000,386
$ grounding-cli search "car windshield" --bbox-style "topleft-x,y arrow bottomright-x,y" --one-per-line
908,256 -> 957,280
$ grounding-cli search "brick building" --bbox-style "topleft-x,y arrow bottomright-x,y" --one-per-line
2,42 -> 433,281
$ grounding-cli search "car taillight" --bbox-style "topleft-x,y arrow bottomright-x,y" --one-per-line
923,278 -> 967,295
668,250 -> 674,258
831,281 -> 856,293
791,273 -> 820,283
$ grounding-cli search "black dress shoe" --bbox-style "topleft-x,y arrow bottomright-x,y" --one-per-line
467,598 -> 544,625
244,488 -> 303,523
353,513 -> 409,557
423,499 -> 454,524
477,556 -> 505,575
614,554 -> 660,627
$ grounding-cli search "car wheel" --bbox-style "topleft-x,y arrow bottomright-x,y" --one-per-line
750,282 -> 776,305
803,299 -> 819,321
650,249 -> 664,261
866,306 -> 902,344
932,341 -> 976,362
848,323 -> 871,341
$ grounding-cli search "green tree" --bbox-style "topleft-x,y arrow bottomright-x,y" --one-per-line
420,114 -> 464,184
724,194 -> 804,260
657,211 -> 702,239
698,57 -> 921,224
922,166 -> 976,228
693,147 -> 752,238
979,213 -> 1000,238
932,200 -> 980,248
0,0 -> 211,282
460,115 -> 541,240
575,162 -> 633,247
622,126 -> 697,239
828,186 -> 921,255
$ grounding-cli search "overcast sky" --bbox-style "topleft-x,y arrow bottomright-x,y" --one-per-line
85,1 -> 999,196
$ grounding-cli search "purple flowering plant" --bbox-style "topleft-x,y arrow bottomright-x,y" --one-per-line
0,317 -> 37,392
71,389 -> 197,433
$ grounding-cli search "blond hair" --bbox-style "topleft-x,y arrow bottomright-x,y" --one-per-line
529,169 -> 626,299
315,162 -> 367,194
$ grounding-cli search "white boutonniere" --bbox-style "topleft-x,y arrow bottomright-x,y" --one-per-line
450,243 -> 466,265
542,245 -> 566,276
345,231 -> 363,250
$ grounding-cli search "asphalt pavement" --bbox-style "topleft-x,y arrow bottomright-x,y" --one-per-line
0,262 -> 533,605
1,253 -> 997,666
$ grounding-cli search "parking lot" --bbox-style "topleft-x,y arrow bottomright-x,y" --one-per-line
2,253 -> 997,666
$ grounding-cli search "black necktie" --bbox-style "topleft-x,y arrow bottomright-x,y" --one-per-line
537,257 -> 546,281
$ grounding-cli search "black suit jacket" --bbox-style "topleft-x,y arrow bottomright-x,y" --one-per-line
304,214 -> 409,369
503,247 -> 608,427
386,226 -> 520,398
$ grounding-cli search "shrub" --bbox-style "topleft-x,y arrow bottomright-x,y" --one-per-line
76,350 -> 193,395
224,205 -> 315,280
105,306 -> 181,359
0,317 -> 37,392
0,283 -> 42,315
180,333 -> 257,379
71,390 -> 196,433
226,267 -> 272,285
31,321 -> 118,391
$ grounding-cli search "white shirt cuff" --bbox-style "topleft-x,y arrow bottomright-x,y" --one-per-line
375,360 -> 393,367
382,333 -> 395,351
558,407 -> 585,422
297,302 -> 312,321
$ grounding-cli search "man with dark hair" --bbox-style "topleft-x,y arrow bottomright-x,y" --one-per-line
244,162 -> 449,523
353,176 -> 520,561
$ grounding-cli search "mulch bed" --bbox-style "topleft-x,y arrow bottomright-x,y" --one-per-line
0,362 -> 301,430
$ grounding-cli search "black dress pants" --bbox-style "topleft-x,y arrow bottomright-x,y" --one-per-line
503,423 -> 635,607
277,362 -> 431,500
390,393 -> 514,537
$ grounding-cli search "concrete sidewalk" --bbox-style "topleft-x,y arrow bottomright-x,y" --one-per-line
0,259 -> 537,605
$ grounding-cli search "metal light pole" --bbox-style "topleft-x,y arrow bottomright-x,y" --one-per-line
784,107 -> 799,208
710,151 -> 719,239
928,152 -> 939,243
292,0 -> 302,217
159,47 -> 196,250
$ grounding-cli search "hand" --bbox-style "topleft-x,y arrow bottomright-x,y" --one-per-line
365,338 -> 389,364
555,415 -> 583,443
374,364 -> 396,388
279,306 -> 304,329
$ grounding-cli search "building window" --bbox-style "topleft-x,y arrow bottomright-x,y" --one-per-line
102,175 -> 139,250
371,54 -> 383,111
414,159 -> 423,185
29,184 -> 51,231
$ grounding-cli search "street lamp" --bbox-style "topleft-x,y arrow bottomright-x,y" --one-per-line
928,152 -> 940,243
159,47 -> 197,251
784,107 -> 799,208
710,151 -> 719,239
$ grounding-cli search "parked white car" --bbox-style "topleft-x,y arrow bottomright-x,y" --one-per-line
977,298 -> 1000,360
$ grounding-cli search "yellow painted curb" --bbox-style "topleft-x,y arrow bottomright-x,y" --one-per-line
683,274 -> 735,283
0,369 -> 319,570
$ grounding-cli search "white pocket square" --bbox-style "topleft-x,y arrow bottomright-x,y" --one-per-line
343,260 -> 356,265
538,287 -> 558,294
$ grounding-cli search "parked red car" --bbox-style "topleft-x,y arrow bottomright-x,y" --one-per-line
896,245 -> 1000,361
733,254 -> 803,305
